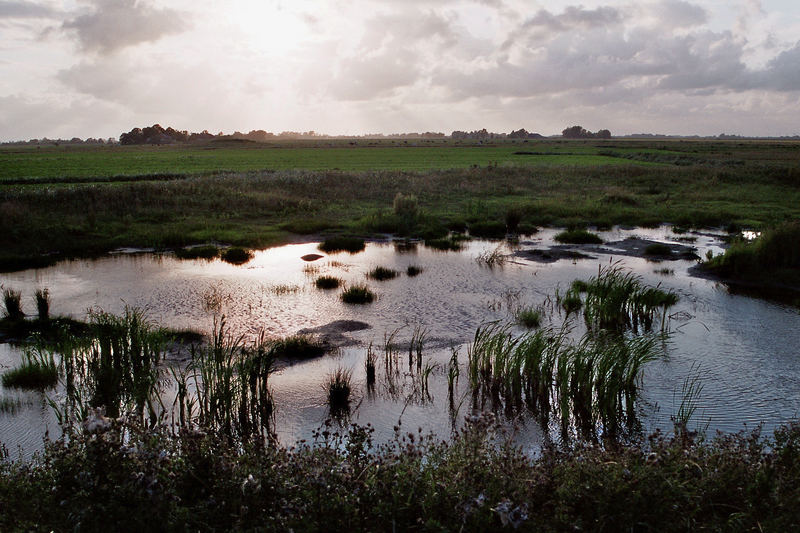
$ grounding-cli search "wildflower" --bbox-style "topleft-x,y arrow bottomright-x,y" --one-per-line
82,407 -> 111,434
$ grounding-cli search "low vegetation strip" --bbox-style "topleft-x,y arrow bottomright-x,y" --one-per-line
1,418 -> 798,531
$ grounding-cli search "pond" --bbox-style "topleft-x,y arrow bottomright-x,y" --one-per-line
1,226 -> 799,458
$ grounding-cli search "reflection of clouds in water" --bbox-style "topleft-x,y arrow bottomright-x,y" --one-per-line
0,227 -> 798,454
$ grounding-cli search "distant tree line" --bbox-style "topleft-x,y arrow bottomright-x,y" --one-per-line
561,125 -> 612,139
451,128 -> 544,140
1,137 -> 116,146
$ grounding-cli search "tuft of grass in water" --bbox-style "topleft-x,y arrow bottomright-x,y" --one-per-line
319,236 -> 366,254
315,276 -> 342,289
341,284 -> 376,304
365,343 -> 377,385
475,247 -> 506,268
1,345 -> 58,389
654,267 -> 674,276
34,288 -> 49,321
554,229 -> 603,244
326,367 -> 352,411
3,288 -> 23,321
175,245 -> 219,260
559,288 -> 583,314
573,264 -> 679,332
267,335 -> 325,359
406,265 -> 423,277
367,266 -> 399,281
673,364 -> 705,435
516,307 -> 543,328
644,243 -> 673,256
269,284 -> 301,295
220,247 -> 254,265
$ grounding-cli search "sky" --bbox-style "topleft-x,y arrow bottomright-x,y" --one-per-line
1,0 -> 799,140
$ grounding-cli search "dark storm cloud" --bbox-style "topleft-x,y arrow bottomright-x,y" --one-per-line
62,0 -> 189,54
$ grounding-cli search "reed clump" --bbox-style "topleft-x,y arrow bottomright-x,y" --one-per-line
220,246 -> 254,265
326,367 -> 352,413
406,265 -> 423,277
2,288 -> 23,321
266,335 -> 325,359
34,288 -> 49,321
644,243 -> 673,256
516,307 -> 542,328
573,264 -> 679,332
315,275 -> 342,289
1,345 -> 58,389
341,284 -> 375,304
554,229 -> 603,244
319,236 -> 366,254
367,266 -> 399,281
424,237 -> 464,251
467,322 -> 662,434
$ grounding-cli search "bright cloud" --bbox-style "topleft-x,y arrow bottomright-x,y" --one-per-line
1,0 -> 799,140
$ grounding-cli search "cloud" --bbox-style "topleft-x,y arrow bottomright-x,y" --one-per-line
0,1 -> 58,19
62,0 -> 190,54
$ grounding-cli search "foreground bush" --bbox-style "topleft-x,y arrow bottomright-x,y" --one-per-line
1,417 -> 799,532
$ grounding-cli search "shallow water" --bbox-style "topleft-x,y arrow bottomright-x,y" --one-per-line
1,226 -> 798,457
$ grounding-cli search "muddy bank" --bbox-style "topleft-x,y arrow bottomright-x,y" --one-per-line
516,237 -> 699,264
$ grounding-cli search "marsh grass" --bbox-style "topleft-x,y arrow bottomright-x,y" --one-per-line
175,245 -> 219,260
469,220 -> 507,239
644,243 -> 673,256
341,284 -> 375,304
0,396 -> 22,413
574,264 -> 679,332
467,322 -> 662,434
319,236 -> 366,254
269,284 -> 301,295
1,345 -> 57,389
34,288 -> 49,321
326,367 -> 353,412
365,343 -> 377,385
315,275 -> 342,289
516,307 -> 543,328
475,247 -> 507,267
554,229 -> 603,244
2,288 -> 23,321
220,247 -> 254,265
367,266 -> 399,281
705,221 -> 800,280
654,267 -> 675,276
267,335 -> 325,359
406,265 -> 423,276
673,364 -> 705,433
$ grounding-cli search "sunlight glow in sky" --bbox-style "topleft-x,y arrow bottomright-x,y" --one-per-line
1,0 -> 799,140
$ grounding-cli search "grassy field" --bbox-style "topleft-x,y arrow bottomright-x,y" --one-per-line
1,138 -> 799,270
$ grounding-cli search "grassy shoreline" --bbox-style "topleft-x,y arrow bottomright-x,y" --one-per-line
2,161 -> 799,272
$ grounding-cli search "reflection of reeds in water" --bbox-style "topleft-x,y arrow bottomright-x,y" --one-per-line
467,321 -> 663,436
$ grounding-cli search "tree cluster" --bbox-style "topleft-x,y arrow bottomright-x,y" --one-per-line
562,125 -> 612,139
451,128 -> 543,140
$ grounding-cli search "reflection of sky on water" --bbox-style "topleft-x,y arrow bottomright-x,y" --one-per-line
1,226 -> 798,458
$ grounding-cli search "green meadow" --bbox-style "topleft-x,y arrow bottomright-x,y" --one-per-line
1,138 -> 799,270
